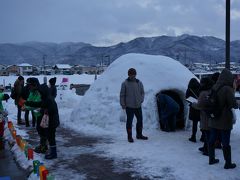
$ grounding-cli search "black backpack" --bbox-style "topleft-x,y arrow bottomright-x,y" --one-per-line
204,85 -> 224,120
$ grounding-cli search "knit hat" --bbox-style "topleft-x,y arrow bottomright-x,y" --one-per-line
26,77 -> 40,87
49,77 -> 57,86
128,68 -> 137,76
18,76 -> 24,81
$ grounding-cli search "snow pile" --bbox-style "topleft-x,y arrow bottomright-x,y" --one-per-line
70,53 -> 195,134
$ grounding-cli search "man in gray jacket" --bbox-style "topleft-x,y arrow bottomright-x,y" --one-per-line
120,68 -> 148,143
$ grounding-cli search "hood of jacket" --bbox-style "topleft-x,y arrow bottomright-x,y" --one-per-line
215,68 -> 234,88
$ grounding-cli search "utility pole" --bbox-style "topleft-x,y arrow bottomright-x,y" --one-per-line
43,55 -> 46,75
225,0 -> 230,69
43,55 -> 47,84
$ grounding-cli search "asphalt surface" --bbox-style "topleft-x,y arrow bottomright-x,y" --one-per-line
0,138 -> 28,180
18,125 -> 151,180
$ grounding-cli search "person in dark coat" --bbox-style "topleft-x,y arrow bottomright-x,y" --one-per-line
211,72 -> 222,149
39,84 -> 60,159
208,68 -> 237,169
21,78 -> 36,127
156,93 -> 180,132
192,77 -> 214,156
25,83 -> 60,159
49,77 -> 57,99
186,78 -> 201,142
13,76 -> 25,125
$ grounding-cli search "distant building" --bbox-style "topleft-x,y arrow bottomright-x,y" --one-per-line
53,64 -> 72,75
71,65 -> 97,74
18,63 -> 33,75
0,64 -> 8,76
6,65 -> 20,75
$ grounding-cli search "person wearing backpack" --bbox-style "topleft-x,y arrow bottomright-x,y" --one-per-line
191,77 -> 214,156
208,68 -> 238,169
13,76 -> 25,125
186,78 -> 202,142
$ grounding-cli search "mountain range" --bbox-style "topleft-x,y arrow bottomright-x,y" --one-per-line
0,34 -> 239,66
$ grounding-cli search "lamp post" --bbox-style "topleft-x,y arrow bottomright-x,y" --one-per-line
225,0 -> 230,69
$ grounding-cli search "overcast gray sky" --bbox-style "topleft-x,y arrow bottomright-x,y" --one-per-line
0,0 -> 239,46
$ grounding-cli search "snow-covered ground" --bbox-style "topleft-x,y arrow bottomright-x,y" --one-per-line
1,54 -> 240,180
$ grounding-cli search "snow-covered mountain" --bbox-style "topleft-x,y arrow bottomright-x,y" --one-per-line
0,34 -> 239,66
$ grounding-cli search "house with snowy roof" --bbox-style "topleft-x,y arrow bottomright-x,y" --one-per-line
18,63 -> 33,75
70,53 -> 196,135
53,64 -> 73,75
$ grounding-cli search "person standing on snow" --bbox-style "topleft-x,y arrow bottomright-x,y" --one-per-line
48,77 -> 57,99
12,76 -> 25,125
191,77 -> 214,156
21,78 -> 36,127
208,68 -> 237,169
24,78 -> 48,154
25,83 -> 60,159
186,78 -> 202,142
120,68 -> 148,143
38,84 -> 60,159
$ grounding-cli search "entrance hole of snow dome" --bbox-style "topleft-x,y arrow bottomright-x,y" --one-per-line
156,89 -> 185,130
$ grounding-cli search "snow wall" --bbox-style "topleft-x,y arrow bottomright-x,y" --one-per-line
70,53 -> 196,134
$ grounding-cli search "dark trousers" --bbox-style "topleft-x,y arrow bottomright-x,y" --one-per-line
25,110 -> 36,125
0,122 -> 4,137
161,114 -> 177,131
36,115 -> 47,145
203,130 -> 210,150
209,128 -> 231,147
47,128 -> 56,146
126,107 -> 143,130
191,120 -> 198,137
17,105 -> 22,121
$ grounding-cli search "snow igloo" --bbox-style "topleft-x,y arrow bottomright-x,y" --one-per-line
70,53 -> 196,134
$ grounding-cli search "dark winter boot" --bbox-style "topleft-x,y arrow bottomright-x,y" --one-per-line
32,115 -> 36,127
199,143 -> 208,156
25,121 -> 30,127
127,128 -> 134,143
45,146 -> 57,159
223,146 -> 236,169
200,133 -> 205,142
34,137 -> 48,153
189,135 -> 196,143
34,144 -> 48,154
17,119 -> 25,125
136,127 -> 148,140
208,144 -> 219,165
0,137 -> 5,150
